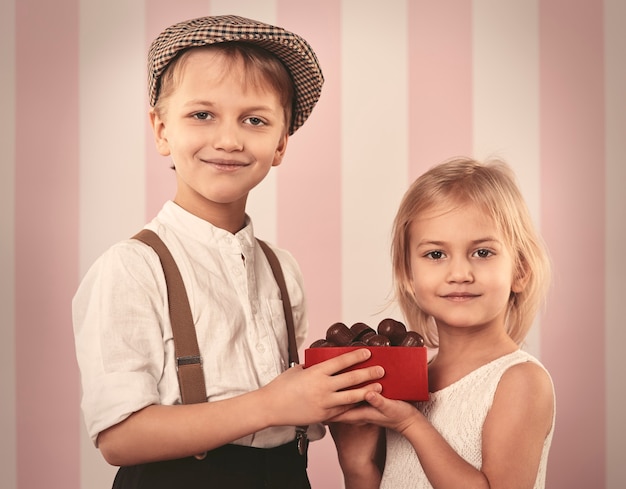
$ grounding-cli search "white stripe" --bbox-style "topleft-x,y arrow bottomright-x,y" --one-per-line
79,1 -> 147,487
341,0 -> 408,325
604,0 -> 626,485
472,0 -> 542,357
211,0 -> 279,243
0,0 -> 16,487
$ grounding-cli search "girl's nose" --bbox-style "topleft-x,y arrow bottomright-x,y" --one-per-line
446,256 -> 473,283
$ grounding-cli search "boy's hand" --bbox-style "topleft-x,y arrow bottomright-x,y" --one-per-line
261,349 -> 384,427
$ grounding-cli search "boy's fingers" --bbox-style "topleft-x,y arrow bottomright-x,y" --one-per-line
332,365 -> 385,391
311,348 -> 374,375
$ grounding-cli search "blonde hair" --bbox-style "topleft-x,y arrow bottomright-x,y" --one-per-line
391,157 -> 551,348
154,42 -> 294,133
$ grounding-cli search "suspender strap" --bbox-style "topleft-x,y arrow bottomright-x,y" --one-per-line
131,230 -> 301,398
258,239 -> 308,457
132,229 -> 207,404
133,229 -> 309,459
256,239 -> 299,366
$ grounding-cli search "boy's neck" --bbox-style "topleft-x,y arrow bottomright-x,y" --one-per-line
173,198 -> 247,235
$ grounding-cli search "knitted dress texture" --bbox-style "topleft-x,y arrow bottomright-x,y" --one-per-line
380,350 -> 555,489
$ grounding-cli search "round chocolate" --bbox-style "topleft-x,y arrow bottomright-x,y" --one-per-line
399,331 -> 424,347
326,322 -> 355,346
377,318 -> 407,346
309,338 -> 335,348
349,340 -> 368,347
365,334 -> 391,347
350,322 -> 377,341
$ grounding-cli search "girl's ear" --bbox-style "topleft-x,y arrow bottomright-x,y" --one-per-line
512,262 -> 530,293
150,109 -> 171,156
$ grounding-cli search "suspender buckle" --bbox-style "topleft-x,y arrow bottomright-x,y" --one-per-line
176,355 -> 202,370
296,427 -> 309,456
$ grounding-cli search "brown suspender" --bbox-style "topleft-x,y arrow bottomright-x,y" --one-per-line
133,229 -> 207,404
256,239 -> 300,368
132,229 -> 301,403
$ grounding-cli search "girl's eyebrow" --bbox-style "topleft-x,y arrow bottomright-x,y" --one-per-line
415,237 -> 503,247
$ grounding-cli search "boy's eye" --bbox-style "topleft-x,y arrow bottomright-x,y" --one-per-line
473,248 -> 493,258
193,112 -> 210,120
245,116 -> 266,126
425,250 -> 444,260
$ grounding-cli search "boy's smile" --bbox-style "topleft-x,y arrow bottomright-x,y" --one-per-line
150,48 -> 288,230
408,204 -> 524,335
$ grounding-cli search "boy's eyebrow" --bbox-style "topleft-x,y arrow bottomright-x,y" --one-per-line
183,99 -> 278,113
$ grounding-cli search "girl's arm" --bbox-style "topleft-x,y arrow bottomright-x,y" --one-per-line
333,361 -> 554,489
97,349 -> 384,466
329,422 -> 385,489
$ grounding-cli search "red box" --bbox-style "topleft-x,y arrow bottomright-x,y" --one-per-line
304,346 -> 429,401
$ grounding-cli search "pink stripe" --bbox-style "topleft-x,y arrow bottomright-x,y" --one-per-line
408,1 -> 473,178
539,1 -> 605,487
145,0 -> 210,221
15,1 -> 80,487
276,2 -> 343,487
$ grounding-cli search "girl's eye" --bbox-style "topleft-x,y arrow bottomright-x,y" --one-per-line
245,116 -> 266,127
193,112 -> 211,120
474,248 -> 493,258
425,250 -> 444,260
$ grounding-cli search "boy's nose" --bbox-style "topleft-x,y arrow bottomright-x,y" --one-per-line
212,121 -> 244,152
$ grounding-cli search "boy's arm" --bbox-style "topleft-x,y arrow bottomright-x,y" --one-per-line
98,351 -> 384,466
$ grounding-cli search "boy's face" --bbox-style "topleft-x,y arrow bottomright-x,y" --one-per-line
150,48 -> 288,227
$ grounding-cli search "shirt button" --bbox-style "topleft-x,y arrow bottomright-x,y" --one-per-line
256,344 -> 265,353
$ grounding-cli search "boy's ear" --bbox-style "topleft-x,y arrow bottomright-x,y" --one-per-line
271,133 -> 289,167
149,109 -> 171,156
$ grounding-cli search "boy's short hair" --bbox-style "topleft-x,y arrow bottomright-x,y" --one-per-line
155,43 -> 295,132
148,15 -> 324,135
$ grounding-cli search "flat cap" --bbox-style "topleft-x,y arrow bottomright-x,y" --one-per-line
148,15 -> 324,134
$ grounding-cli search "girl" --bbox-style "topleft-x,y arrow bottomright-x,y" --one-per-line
330,157 -> 555,489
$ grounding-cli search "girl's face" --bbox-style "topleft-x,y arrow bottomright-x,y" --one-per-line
408,203 -> 524,335
150,48 -> 288,227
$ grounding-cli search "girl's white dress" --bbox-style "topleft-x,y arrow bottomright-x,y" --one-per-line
380,350 -> 555,489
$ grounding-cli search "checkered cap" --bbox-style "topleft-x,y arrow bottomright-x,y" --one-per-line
148,15 -> 324,134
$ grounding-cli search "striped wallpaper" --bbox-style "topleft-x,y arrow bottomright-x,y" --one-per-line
1,0 -> 624,488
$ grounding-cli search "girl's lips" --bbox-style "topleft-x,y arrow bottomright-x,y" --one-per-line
441,293 -> 480,301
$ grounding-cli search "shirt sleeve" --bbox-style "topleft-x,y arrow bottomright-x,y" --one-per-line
72,239 -> 171,445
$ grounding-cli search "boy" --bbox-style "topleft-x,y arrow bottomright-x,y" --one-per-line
73,15 -> 383,489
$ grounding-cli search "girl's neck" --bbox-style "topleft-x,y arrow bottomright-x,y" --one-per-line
428,329 -> 518,392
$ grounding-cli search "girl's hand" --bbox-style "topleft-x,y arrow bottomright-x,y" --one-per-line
260,348 -> 385,427
330,391 -> 422,434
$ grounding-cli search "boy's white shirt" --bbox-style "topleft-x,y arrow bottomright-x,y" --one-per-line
73,200 -> 324,447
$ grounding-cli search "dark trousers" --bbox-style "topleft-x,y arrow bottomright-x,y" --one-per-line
112,440 -> 310,489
